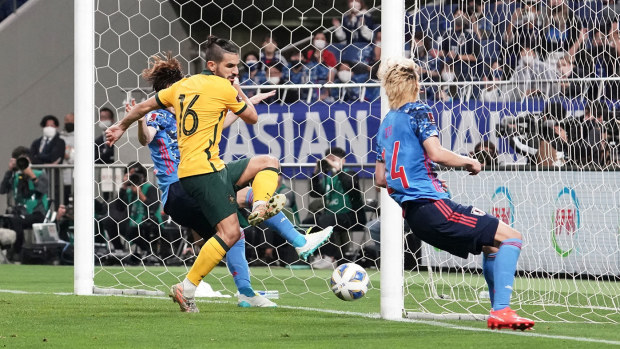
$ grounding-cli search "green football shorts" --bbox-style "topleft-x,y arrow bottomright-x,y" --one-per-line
179,158 -> 250,228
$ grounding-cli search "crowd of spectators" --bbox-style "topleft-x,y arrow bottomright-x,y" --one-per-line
239,0 -> 380,104
237,0 -> 620,105
412,0 -> 620,102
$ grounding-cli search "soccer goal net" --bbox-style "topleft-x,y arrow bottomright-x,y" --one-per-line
76,0 -> 619,323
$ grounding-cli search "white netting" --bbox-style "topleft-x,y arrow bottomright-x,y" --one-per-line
92,0 -> 382,300
91,0 -> 619,323
404,0 -> 620,323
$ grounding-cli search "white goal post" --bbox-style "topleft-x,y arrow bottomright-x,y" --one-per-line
74,0 -> 95,296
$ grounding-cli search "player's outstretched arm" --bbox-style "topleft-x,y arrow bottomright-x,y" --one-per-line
422,136 -> 481,175
125,99 -> 157,146
105,97 -> 159,146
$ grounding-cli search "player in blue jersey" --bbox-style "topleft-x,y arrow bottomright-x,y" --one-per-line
374,57 -> 534,331
135,53 -> 333,309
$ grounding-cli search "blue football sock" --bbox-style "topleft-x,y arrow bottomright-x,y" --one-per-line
493,238 -> 522,311
482,252 -> 496,308
263,211 -> 306,248
245,189 -> 254,208
225,233 -> 254,297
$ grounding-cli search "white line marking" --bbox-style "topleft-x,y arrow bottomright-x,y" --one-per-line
1,289 -> 619,346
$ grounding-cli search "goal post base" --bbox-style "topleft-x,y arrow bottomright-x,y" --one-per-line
93,287 -> 165,297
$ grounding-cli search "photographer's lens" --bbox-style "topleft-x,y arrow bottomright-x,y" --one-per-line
16,157 -> 29,171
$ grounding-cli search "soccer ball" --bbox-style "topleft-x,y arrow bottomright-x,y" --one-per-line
330,263 -> 369,301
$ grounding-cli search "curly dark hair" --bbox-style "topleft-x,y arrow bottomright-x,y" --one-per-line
141,52 -> 184,92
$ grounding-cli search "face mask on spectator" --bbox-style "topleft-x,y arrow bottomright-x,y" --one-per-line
268,76 -> 281,84
98,120 -> 112,130
337,70 -> 352,82
521,54 -> 535,65
314,39 -> 326,49
246,60 -> 258,71
442,71 -> 455,82
590,44 -> 605,56
65,123 -> 74,133
43,126 -> 56,138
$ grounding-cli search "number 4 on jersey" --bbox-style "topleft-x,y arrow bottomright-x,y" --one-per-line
384,141 -> 409,189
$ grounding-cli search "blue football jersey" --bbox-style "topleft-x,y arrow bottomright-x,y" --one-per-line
145,109 -> 179,205
376,101 -> 449,205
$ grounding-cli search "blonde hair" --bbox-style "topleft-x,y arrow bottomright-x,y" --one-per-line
378,57 -> 420,110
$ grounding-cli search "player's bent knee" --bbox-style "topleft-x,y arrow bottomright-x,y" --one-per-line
217,228 -> 241,248
249,155 -> 279,170
494,221 -> 522,245
262,155 -> 280,169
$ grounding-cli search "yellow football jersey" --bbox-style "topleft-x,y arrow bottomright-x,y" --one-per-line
156,70 -> 247,178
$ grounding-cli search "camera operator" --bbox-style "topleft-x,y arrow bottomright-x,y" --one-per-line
470,141 -> 499,168
568,102 -> 611,169
0,146 -> 49,261
304,147 -> 366,268
496,101 -> 570,166
604,109 -> 620,167
113,162 -> 162,259
55,198 -> 74,242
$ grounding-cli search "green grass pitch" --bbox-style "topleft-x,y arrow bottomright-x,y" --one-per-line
0,264 -> 618,348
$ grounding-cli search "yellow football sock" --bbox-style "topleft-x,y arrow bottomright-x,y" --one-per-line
186,235 -> 229,286
251,167 -> 279,203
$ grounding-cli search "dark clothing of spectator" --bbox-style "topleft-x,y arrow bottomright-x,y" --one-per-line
576,43 -> 620,100
30,134 -> 65,164
569,119 -> 607,168
334,12 -> 375,44
305,167 -> 366,261
0,169 -> 49,254
260,51 -> 288,76
115,184 -> 163,255
285,61 -> 310,103
540,5 -> 581,56
441,28 -> 480,81
95,134 -> 115,164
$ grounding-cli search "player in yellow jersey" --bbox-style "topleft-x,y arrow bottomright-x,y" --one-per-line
106,36 -> 285,313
